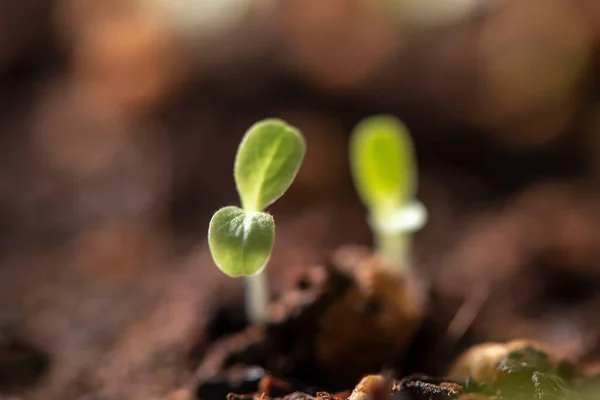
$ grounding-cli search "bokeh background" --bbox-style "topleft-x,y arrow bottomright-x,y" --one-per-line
2,0 -> 600,398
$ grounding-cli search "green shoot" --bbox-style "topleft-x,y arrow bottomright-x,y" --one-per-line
349,115 -> 427,271
208,119 -> 306,323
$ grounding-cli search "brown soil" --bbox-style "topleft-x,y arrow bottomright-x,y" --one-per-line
192,246 -> 427,394
221,343 -> 582,400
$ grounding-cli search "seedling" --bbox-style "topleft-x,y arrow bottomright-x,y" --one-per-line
349,115 -> 427,272
208,119 -> 306,324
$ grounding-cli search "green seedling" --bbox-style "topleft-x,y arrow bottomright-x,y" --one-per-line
349,115 -> 427,271
208,119 -> 306,324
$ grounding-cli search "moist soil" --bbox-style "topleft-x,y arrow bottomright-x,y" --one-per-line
188,246 -> 593,400
193,246 -> 427,394
187,241 -> 600,400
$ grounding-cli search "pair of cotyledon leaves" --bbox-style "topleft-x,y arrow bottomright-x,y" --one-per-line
208,116 -> 419,278
209,120 -> 306,277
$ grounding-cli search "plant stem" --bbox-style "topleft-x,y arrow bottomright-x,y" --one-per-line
374,230 -> 411,273
245,273 -> 268,324
369,202 -> 427,273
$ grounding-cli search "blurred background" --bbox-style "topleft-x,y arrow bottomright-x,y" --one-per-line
2,0 -> 600,398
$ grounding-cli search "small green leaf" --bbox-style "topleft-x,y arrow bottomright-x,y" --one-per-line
208,206 -> 275,277
349,115 -> 417,215
234,119 -> 306,212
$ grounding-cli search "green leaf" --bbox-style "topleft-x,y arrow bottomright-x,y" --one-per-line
208,206 -> 275,277
234,119 -> 306,212
349,115 -> 417,215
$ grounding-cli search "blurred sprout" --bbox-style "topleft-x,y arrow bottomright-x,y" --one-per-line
208,119 -> 306,323
350,115 -> 426,271
350,116 -> 416,212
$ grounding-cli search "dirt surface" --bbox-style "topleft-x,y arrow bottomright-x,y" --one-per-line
193,246 -> 425,392
222,343 -> 583,400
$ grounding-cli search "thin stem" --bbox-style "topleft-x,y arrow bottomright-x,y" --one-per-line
244,273 -> 268,324
369,201 -> 427,273
374,230 -> 411,273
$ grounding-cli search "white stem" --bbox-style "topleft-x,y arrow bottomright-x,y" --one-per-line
375,231 -> 411,273
244,273 -> 268,324
369,201 -> 427,273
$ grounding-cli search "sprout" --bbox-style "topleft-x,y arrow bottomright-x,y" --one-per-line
208,119 -> 306,324
349,115 -> 427,271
